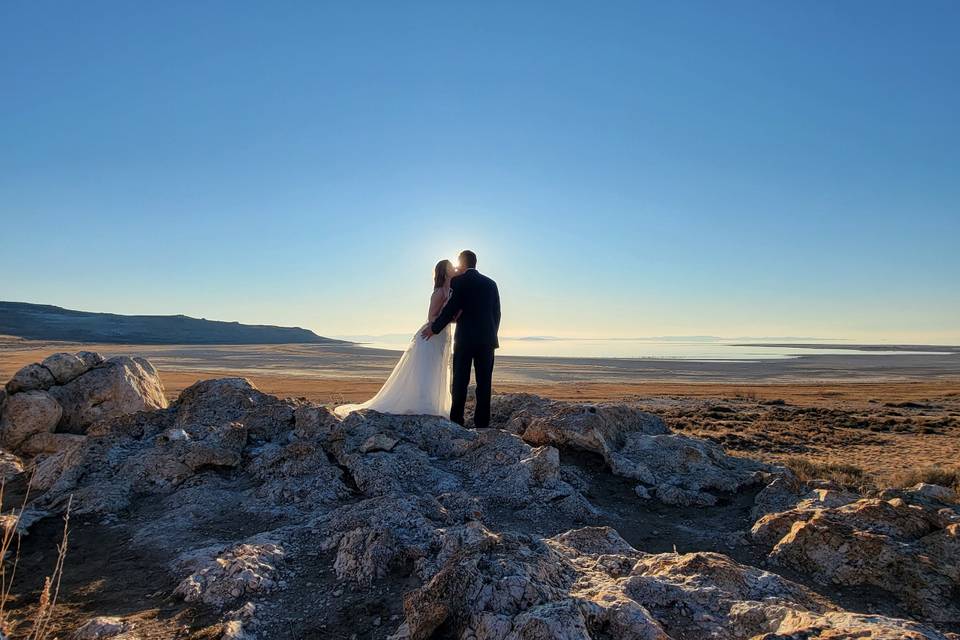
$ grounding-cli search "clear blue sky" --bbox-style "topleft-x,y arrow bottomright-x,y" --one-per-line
2,1 -> 958,343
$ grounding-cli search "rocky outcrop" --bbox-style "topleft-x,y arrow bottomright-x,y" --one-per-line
489,394 -> 772,506
391,525 -> 952,640
15,380 -> 958,639
0,352 -> 167,458
753,494 -> 960,622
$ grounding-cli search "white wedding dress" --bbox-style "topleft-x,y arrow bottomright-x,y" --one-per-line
335,289 -> 453,418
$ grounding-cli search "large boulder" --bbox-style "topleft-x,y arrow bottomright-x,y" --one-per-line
5,363 -> 56,394
41,352 -> 94,385
0,390 -> 62,449
49,356 -> 167,433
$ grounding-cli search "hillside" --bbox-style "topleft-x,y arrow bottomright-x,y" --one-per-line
0,301 -> 344,345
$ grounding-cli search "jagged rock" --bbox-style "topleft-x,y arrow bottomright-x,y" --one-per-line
752,496 -> 960,621
17,387 -> 959,638
49,356 -> 167,433
326,410 -> 594,522
0,388 -> 6,416
72,616 -> 130,639
489,394 -> 770,504
248,437 -> 350,506
173,377 -> 296,442
907,482 -> 957,504
315,495 -> 450,584
360,433 -> 399,453
394,525 -> 951,640
41,352 -> 91,385
174,542 -> 284,607
0,390 -> 62,449
5,363 -> 56,394
751,471 -> 807,520
654,483 -> 717,506
752,472 -> 861,521
30,449 -> 76,492
496,395 -> 669,451
37,414 -> 245,514
293,403 -> 337,439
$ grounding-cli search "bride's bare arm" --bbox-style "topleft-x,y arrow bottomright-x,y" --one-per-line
428,289 -> 447,322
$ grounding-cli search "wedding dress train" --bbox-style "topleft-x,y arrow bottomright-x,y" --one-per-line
334,317 -> 452,418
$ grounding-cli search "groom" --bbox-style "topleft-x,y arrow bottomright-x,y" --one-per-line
422,250 -> 501,429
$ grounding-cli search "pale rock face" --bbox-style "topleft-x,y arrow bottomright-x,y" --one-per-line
41,352 -> 91,385
752,496 -> 960,621
5,363 -> 56,394
0,390 -> 62,449
49,356 -> 167,433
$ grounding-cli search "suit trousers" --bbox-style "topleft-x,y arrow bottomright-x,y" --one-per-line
450,343 -> 495,428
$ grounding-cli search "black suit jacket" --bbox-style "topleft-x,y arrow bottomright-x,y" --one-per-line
431,269 -> 501,349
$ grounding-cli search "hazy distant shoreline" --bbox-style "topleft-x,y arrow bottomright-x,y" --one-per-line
734,342 -> 960,353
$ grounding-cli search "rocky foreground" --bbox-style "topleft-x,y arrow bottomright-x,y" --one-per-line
0,353 -> 958,639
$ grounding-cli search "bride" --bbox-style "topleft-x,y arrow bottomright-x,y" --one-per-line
335,260 -> 456,417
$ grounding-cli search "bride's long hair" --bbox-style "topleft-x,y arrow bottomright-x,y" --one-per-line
434,259 -> 453,289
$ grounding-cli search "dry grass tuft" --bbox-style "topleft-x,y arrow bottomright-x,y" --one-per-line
0,478 -> 72,640
783,456 -> 873,492
25,495 -> 71,640
889,464 -> 960,499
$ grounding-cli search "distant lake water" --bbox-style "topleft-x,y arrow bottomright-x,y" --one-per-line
340,336 -> 957,361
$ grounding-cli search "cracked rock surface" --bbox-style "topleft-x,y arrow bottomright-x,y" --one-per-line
2,375 -> 958,639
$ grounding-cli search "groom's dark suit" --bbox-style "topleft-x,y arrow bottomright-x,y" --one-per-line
430,268 -> 500,428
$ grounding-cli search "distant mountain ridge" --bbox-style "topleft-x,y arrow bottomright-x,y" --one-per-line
0,301 -> 346,345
